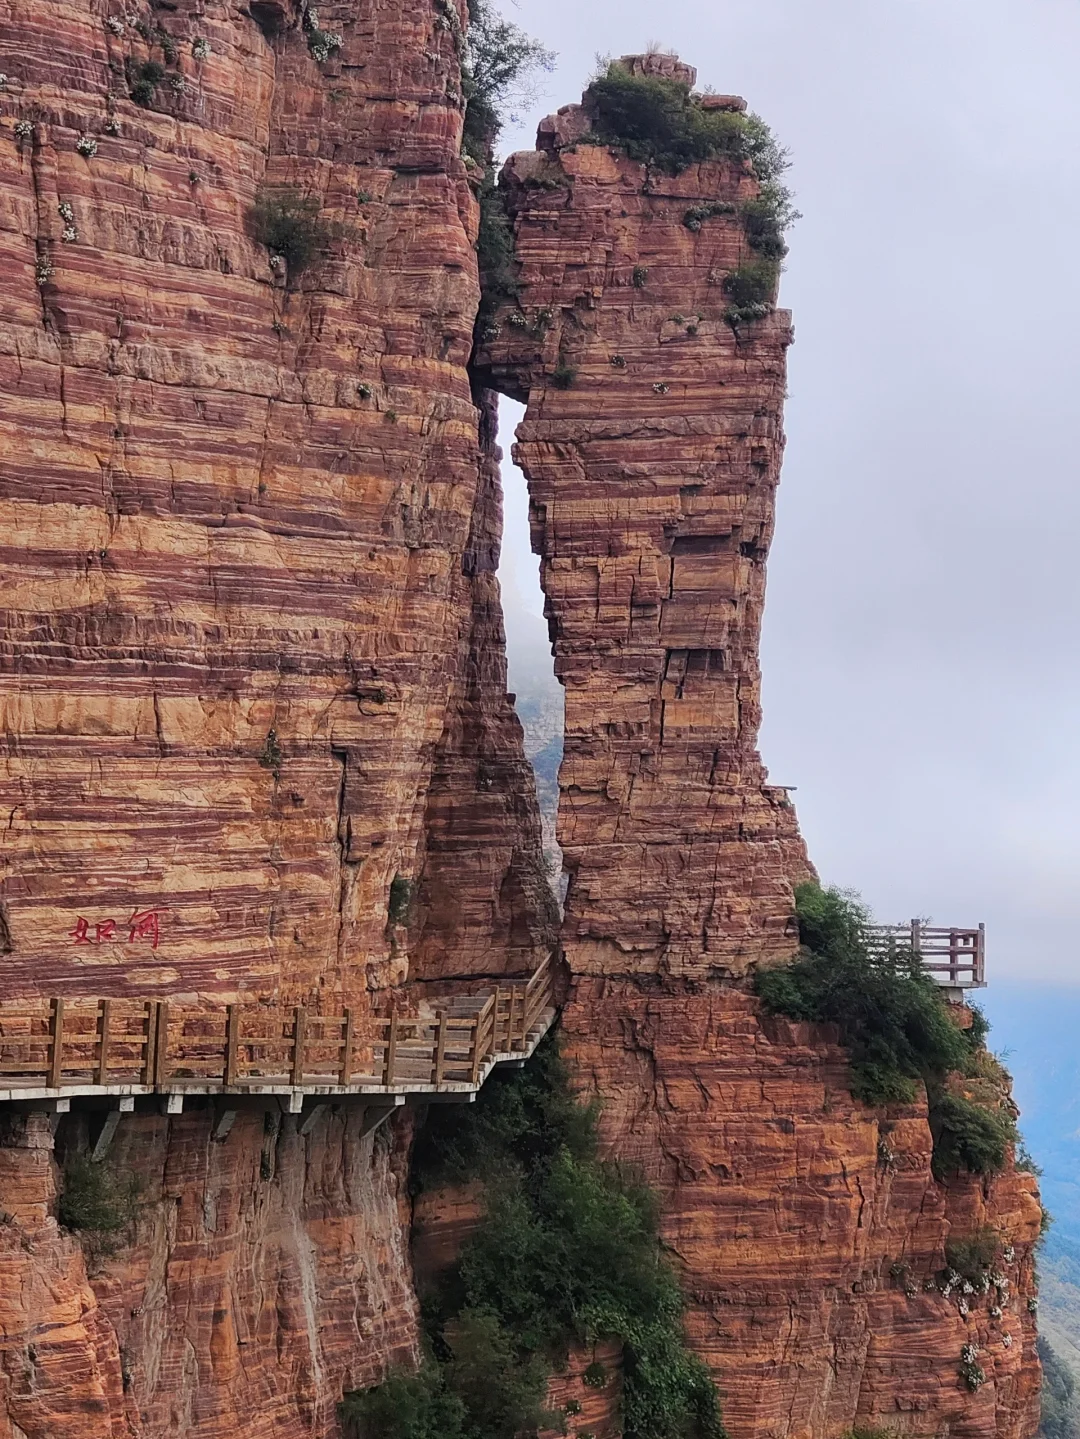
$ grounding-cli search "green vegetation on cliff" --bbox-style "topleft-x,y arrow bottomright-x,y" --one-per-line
461,0 -> 554,164
579,61 -> 797,324
248,187 -> 329,276
582,63 -> 780,179
343,1039 -> 724,1439
755,883 -> 1017,1176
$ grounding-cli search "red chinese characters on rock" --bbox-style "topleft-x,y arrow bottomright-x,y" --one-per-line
69,909 -> 163,949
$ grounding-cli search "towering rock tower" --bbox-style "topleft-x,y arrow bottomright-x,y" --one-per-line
480,54 -> 1042,1439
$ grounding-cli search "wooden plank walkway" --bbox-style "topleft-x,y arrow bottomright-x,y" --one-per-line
866,923 -> 985,988
0,956 -> 556,1106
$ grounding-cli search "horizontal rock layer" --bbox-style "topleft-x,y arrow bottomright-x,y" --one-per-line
480,79 -> 812,981
488,56 -> 1042,1439
0,1 -> 553,1436
0,0 -> 553,1009
562,982 -> 1042,1439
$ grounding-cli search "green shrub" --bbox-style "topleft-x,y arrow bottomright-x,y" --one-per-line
683,202 -> 735,232
1016,1142 -> 1043,1176
632,265 -> 649,287
755,883 -> 971,1106
344,1364 -> 464,1439
551,362 -> 577,389
721,260 -> 779,325
741,188 -> 799,260
58,1155 -> 140,1248
411,1034 -> 597,1188
945,1226 -> 1000,1284
125,58 -> 165,106
248,187 -> 329,275
475,174 -> 519,340
757,883 -> 1015,1180
352,1038 -> 725,1439
582,64 -> 788,184
257,726 -> 282,776
931,1093 -> 1016,1179
388,874 -> 413,925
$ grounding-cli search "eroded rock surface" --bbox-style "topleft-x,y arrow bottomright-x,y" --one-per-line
0,0 -> 553,1009
478,65 -> 811,981
0,1107 -> 417,1438
485,56 -> 1042,1439
0,16 -> 1044,1439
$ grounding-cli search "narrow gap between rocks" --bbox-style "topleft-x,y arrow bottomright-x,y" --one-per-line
494,397 -> 564,895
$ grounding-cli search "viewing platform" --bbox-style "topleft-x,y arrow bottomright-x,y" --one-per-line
0,924 -> 985,1126
0,957 -> 557,1125
867,922 -> 986,990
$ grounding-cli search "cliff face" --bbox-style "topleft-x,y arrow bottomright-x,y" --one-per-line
0,0 -> 553,1008
0,1107 -> 417,1439
0,13 -> 1044,1439
483,57 -> 1043,1439
0,1 -> 550,1434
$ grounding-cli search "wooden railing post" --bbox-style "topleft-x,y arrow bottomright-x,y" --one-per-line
910,918 -> 921,959
142,1001 -> 158,1085
470,996 -> 494,1086
381,1011 -> 396,1086
224,1004 -> 240,1086
47,997 -> 65,1089
154,1003 -> 170,1088
493,986 -> 503,1052
95,998 -> 112,1086
340,1008 -> 356,1086
433,1010 -> 447,1085
516,987 -> 526,1048
469,1014 -> 482,1084
949,928 -> 959,986
977,923 -> 986,985
291,1006 -> 306,1086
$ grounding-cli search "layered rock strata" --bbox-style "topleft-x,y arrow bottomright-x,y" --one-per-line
0,1105 -> 417,1439
483,57 -> 1042,1439
0,1 -> 552,1435
477,78 -> 811,981
0,10 -> 1045,1439
0,0 -> 553,1008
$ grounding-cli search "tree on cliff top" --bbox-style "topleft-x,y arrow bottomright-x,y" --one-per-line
462,0 -> 554,163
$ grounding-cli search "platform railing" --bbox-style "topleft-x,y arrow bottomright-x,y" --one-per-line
866,922 -> 985,988
0,954 -> 556,1099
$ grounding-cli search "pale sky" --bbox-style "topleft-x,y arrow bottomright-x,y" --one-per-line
495,0 -> 1080,983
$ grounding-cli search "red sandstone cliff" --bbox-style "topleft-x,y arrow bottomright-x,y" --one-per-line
483,56 -> 1043,1439
0,12 -> 1044,1439
0,0 -> 550,1432
0,0 -> 553,1008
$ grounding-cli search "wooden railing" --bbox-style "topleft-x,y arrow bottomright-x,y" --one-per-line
0,956 -> 556,1098
866,923 -> 985,988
